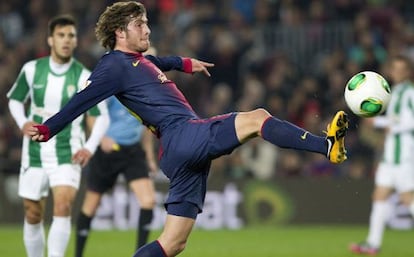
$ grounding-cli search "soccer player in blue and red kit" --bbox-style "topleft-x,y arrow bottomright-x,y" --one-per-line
28,2 -> 349,257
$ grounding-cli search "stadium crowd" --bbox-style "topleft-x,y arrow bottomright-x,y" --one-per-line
1,0 -> 414,181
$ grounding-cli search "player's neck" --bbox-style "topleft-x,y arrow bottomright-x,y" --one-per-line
114,44 -> 146,56
49,57 -> 72,75
50,54 -> 71,65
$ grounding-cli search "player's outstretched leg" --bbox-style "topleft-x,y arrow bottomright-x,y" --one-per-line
250,109 -> 348,164
325,110 -> 349,163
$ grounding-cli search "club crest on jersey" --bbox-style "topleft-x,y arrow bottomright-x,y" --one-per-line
67,85 -> 76,96
158,73 -> 168,83
153,65 -> 169,83
79,80 -> 92,91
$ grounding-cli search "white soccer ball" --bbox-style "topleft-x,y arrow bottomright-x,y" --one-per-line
344,71 -> 391,117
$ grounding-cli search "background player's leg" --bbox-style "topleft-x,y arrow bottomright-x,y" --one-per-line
398,165 -> 414,218
23,198 -> 46,257
366,186 -> 393,247
75,190 -> 103,257
48,185 -> 77,257
134,214 -> 195,257
129,178 -> 156,248
235,108 -> 328,154
400,191 -> 414,218
366,200 -> 391,248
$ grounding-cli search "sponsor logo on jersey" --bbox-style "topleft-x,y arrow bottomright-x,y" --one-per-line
21,166 -> 29,174
33,84 -> 44,89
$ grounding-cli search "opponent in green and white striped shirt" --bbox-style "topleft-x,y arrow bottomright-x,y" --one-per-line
374,81 -> 414,164
8,56 -> 108,168
7,15 -> 109,257
350,55 -> 414,254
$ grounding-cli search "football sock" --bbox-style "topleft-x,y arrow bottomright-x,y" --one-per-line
137,209 -> 154,249
367,201 -> 390,248
23,219 -> 45,257
47,216 -> 71,257
133,240 -> 167,257
261,117 -> 327,154
75,212 -> 93,257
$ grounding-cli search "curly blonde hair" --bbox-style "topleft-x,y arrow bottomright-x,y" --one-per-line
95,1 -> 146,50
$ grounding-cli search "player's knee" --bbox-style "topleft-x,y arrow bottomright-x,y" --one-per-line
24,207 -> 42,224
371,186 -> 390,201
53,201 -> 72,216
250,108 -> 271,126
140,197 -> 156,209
176,241 -> 187,255
252,108 -> 271,120
160,236 -> 188,256
240,108 -> 270,127
399,193 -> 413,207
170,240 -> 187,256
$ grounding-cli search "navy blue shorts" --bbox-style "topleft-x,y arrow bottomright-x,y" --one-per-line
159,113 -> 241,218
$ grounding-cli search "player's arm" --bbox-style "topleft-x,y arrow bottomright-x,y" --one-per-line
8,99 -> 44,138
72,102 -> 110,167
372,115 -> 390,129
141,128 -> 158,175
30,59 -> 120,142
388,94 -> 414,134
388,117 -> 414,134
7,63 -> 35,135
83,100 -> 110,154
145,55 -> 214,76
8,100 -> 29,131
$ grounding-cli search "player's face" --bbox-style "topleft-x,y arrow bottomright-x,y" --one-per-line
125,14 -> 151,52
389,60 -> 410,84
48,25 -> 77,64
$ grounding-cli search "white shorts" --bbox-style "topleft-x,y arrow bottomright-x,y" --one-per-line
375,162 -> 414,193
18,164 -> 81,201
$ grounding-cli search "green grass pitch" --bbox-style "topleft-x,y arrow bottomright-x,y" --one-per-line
1,225 -> 413,257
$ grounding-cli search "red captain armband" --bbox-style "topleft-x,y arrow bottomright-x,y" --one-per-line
34,125 -> 50,142
182,57 -> 193,74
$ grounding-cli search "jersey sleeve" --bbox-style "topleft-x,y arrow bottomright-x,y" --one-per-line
76,68 -> 107,117
144,55 -> 191,73
7,63 -> 31,102
373,115 -> 389,128
44,56 -> 121,138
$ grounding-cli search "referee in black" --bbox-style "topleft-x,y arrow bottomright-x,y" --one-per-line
75,95 -> 158,257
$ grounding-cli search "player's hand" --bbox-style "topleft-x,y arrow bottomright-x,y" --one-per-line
190,58 -> 214,77
100,136 -> 119,153
27,124 -> 50,142
72,148 -> 92,167
363,117 -> 375,127
22,121 -> 39,136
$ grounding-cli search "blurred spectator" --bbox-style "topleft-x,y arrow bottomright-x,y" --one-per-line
238,138 -> 279,180
204,82 -> 234,117
0,2 -> 24,46
277,151 -> 303,177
